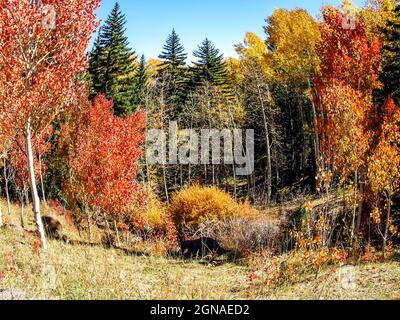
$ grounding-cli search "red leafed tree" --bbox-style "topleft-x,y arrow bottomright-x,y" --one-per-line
10,128 -> 52,191
316,7 -> 382,93
313,6 -> 382,242
68,94 -> 147,221
314,6 -> 382,180
0,0 -> 99,248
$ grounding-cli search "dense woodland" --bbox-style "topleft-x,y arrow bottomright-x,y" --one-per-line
0,0 -> 400,274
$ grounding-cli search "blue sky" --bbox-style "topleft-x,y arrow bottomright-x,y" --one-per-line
93,0 -> 365,61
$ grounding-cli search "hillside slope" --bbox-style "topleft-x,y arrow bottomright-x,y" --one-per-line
0,200 -> 399,300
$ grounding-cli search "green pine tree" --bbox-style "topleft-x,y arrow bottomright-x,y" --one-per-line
189,38 -> 231,97
158,29 -> 188,109
88,28 -> 104,99
159,29 -> 187,71
89,2 -> 137,116
381,5 -> 400,104
134,54 -> 149,107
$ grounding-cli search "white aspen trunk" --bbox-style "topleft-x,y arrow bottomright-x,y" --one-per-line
257,83 -> 272,205
38,153 -> 47,205
26,117 -> 47,249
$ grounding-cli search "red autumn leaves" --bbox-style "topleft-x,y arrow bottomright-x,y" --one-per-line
68,95 -> 147,216
313,7 -> 400,241
314,7 -> 384,182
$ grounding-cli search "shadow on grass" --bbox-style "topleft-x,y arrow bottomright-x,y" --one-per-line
166,250 -> 245,266
63,238 -> 152,257
13,223 -> 244,264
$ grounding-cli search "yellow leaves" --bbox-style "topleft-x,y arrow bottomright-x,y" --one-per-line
169,185 -> 238,228
320,83 -> 372,180
368,137 -> 400,195
235,32 -> 274,80
360,0 -> 398,39
368,99 -> 400,196
235,9 -> 320,88
146,58 -> 163,79
265,8 -> 321,83
372,207 -> 382,225
236,32 -> 269,62
341,0 -> 358,17
225,56 -> 241,86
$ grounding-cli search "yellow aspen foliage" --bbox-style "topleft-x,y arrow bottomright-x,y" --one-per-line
265,8 -> 321,83
360,0 -> 398,39
235,32 -> 274,79
368,98 -> 400,198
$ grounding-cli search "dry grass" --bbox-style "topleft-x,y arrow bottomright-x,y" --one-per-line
0,227 -> 251,300
267,262 -> 400,300
0,199 -> 250,300
1,199 -> 399,300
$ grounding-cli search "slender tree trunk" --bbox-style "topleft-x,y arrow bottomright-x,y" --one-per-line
355,180 -> 364,239
4,159 -> 11,217
179,164 -> 183,188
114,219 -> 121,248
87,209 -> 92,243
20,198 -> 25,229
38,153 -> 47,206
0,200 -> 3,227
257,83 -> 272,205
24,186 -> 29,208
26,116 -> 47,249
383,194 -> 392,260
162,163 -> 169,202
232,163 -> 237,201
351,170 -> 358,245
159,85 -> 169,202
308,78 -> 322,175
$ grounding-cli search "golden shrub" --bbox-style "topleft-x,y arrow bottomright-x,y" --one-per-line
169,185 -> 258,229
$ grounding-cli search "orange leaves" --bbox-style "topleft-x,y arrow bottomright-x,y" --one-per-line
314,7 -> 383,187
314,5 -> 399,244
317,7 -> 382,93
9,127 -> 52,187
69,94 -> 147,216
0,0 -> 100,134
368,97 -> 400,196
317,83 -> 373,181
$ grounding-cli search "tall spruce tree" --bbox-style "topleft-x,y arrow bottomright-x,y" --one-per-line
159,29 -> 187,71
88,29 -> 104,98
158,29 -> 188,109
189,38 -> 231,96
89,2 -> 137,116
134,54 -> 149,107
381,4 -> 400,104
